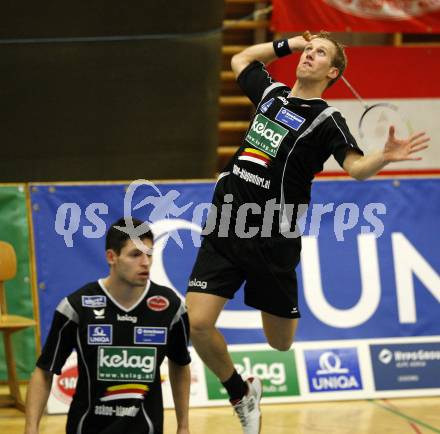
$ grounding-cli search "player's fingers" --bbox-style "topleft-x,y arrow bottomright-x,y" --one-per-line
302,31 -> 311,41
400,156 -> 423,161
302,31 -> 318,41
388,125 -> 396,140
410,131 -> 428,141
411,137 -> 430,147
409,144 -> 429,154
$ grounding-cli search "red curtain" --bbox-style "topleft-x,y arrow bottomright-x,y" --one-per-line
267,46 -> 440,99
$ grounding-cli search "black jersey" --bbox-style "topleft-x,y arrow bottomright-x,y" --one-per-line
212,61 -> 363,234
37,280 -> 190,434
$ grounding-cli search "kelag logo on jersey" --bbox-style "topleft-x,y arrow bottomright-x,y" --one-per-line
82,295 -> 106,308
245,114 -> 289,157
275,108 -> 305,131
260,98 -> 274,114
370,342 -> 440,390
205,349 -> 300,399
304,348 -> 363,393
134,327 -> 167,345
98,347 -> 157,382
88,325 -> 112,345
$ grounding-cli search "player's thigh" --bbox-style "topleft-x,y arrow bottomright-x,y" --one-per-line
186,292 -> 229,330
261,311 -> 298,350
186,236 -> 244,331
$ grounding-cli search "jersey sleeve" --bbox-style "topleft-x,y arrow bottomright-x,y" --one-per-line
166,301 -> 191,366
237,60 -> 289,108
36,297 -> 78,375
321,111 -> 364,168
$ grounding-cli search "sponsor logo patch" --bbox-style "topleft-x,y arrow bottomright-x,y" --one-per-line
238,147 -> 271,168
88,325 -> 112,345
94,404 -> 140,417
188,278 -> 208,290
304,348 -> 363,393
147,296 -> 170,312
100,383 -> 149,402
98,347 -> 157,382
134,327 -> 167,345
54,365 -> 78,405
117,314 -> 137,323
260,98 -> 274,114
82,295 -> 107,308
275,108 -> 305,131
93,308 -> 105,319
245,114 -> 289,158
232,164 -> 271,190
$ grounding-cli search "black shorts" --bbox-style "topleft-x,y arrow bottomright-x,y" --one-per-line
187,234 -> 301,319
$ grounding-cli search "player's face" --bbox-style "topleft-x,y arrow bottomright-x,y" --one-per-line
108,238 -> 153,288
296,38 -> 339,85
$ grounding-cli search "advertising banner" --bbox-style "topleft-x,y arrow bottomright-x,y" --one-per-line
370,342 -> 440,390
272,0 -> 440,33
205,349 -> 300,400
30,179 -> 440,345
30,179 -> 439,410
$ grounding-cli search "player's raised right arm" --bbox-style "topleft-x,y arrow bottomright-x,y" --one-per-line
231,33 -> 313,79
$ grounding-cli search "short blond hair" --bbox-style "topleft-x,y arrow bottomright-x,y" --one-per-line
315,31 -> 347,88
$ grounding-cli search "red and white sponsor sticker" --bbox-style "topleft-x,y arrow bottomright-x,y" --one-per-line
52,365 -> 78,405
147,295 -> 170,311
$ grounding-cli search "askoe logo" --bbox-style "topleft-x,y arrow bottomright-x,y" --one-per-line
205,349 -> 299,399
304,348 -> 363,393
98,347 -> 156,382
82,295 -> 106,308
245,114 -> 289,157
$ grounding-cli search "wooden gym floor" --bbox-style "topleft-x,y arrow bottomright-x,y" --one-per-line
1,385 -> 439,434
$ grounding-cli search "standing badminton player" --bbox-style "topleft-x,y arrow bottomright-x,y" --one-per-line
24,218 -> 191,434
186,31 -> 430,434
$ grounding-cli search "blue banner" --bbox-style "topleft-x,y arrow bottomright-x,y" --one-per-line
370,342 -> 440,390
30,179 -> 440,346
303,347 -> 363,393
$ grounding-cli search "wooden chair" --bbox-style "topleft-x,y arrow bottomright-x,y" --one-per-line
0,240 -> 36,411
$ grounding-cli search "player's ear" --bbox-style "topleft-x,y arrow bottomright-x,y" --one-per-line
327,66 -> 339,80
106,249 -> 117,265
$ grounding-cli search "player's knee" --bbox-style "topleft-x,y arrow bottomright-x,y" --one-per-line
267,337 -> 293,352
188,316 -> 215,338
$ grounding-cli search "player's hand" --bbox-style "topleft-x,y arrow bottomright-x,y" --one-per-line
288,31 -> 316,52
383,126 -> 430,162
176,427 -> 190,434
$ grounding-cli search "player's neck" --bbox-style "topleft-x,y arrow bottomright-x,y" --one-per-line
289,80 -> 325,100
102,276 -> 146,308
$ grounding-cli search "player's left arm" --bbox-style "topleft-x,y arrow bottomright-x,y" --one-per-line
168,359 -> 191,434
343,126 -> 430,180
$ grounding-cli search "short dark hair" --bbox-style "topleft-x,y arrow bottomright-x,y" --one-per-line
316,30 -> 347,88
105,218 -> 154,254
